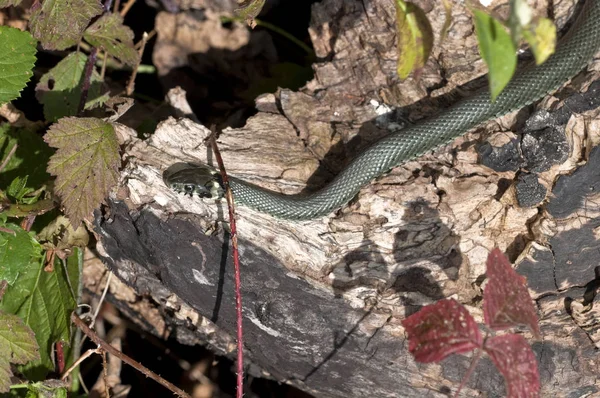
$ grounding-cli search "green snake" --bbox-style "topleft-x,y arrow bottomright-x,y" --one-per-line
164,0 -> 600,220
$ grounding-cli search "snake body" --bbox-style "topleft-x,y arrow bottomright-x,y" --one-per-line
164,0 -> 600,220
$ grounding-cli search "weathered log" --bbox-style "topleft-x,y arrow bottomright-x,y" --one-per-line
91,0 -> 600,396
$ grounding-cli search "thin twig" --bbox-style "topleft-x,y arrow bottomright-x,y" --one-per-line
135,29 -> 155,49
220,16 -> 314,56
0,143 -> 17,173
208,132 -> 244,398
119,0 -> 135,17
78,371 -> 90,394
71,313 -> 192,398
453,347 -> 484,398
0,226 -> 15,235
102,350 -> 109,398
91,271 -> 113,326
100,50 -> 108,80
77,48 -> 98,115
126,31 -> 149,96
61,348 -> 101,380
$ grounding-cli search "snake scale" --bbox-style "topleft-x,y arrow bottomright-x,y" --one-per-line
164,0 -> 600,220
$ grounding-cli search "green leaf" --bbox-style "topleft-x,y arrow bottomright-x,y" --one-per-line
29,0 -> 103,51
0,223 -> 42,286
7,175 -> 33,201
24,381 -> 69,398
0,123 -> 52,190
395,0 -> 434,80
83,14 -> 139,66
44,118 -> 120,226
473,9 -> 517,102
36,52 -> 108,122
59,248 -> 82,373
0,26 -> 36,105
0,254 -> 79,379
0,311 -> 40,393
523,18 -> 556,65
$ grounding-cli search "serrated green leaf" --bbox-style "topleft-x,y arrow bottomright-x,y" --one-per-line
0,223 -> 42,286
0,124 -> 52,191
395,0 -> 433,81
523,17 -> 556,65
0,253 -> 79,379
44,118 -> 119,226
0,311 -> 40,392
29,0 -> 103,51
0,26 -> 36,105
36,52 -> 108,122
83,14 -> 139,66
473,9 -> 517,102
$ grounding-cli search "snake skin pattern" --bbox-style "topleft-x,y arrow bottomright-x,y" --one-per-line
164,0 -> 600,220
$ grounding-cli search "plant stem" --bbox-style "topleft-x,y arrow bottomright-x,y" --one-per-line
208,133 -> 244,398
77,48 -> 97,115
453,348 -> 484,398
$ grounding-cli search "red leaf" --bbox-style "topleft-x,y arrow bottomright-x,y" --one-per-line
402,299 -> 483,363
485,334 -> 540,398
483,248 -> 540,338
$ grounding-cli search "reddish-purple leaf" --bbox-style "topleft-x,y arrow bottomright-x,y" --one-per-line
485,334 -> 540,398
402,298 -> 483,363
483,248 -> 540,338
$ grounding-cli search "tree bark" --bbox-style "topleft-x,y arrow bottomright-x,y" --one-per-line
92,0 -> 600,396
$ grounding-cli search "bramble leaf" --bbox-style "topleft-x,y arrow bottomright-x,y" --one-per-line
395,0 -> 433,80
483,248 -> 540,338
485,334 -> 540,398
0,222 -> 42,286
44,117 -> 120,226
29,0 -> 103,51
0,253 -> 79,378
36,52 -> 109,122
473,9 -> 516,101
83,14 -> 139,66
0,311 -> 40,392
402,298 -> 482,363
0,26 -> 36,105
